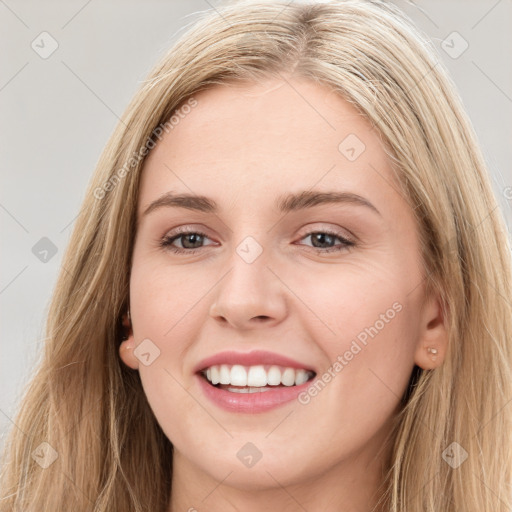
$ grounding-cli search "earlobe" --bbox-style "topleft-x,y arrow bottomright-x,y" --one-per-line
413,293 -> 449,370
119,309 -> 139,370
119,340 -> 139,370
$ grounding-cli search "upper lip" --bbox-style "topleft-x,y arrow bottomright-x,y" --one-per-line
193,350 -> 317,374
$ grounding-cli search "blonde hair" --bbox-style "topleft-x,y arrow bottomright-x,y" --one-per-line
1,0 -> 511,510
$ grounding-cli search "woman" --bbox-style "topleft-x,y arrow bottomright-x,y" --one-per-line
1,0 -> 511,510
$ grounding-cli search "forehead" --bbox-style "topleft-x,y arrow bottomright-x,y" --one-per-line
137,78 -> 401,219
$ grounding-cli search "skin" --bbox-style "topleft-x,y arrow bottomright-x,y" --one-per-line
119,76 -> 448,512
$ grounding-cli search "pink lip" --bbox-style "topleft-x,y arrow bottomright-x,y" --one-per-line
193,349 -> 316,374
193,350 -> 317,414
195,373 -> 315,413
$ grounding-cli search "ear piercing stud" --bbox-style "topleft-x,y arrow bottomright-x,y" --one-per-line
427,347 -> 438,360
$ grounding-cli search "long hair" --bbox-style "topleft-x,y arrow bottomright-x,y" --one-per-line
1,1 -> 511,510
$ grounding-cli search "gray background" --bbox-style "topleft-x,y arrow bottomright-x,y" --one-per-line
1,0 -> 511,450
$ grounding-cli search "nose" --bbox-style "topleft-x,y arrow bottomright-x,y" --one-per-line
208,247 -> 288,330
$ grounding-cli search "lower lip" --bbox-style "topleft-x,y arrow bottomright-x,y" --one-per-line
196,373 -> 314,413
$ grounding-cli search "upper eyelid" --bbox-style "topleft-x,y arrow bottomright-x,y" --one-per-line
163,225 -> 352,237
163,225 -> 355,245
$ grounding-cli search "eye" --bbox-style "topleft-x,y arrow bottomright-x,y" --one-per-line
297,229 -> 355,253
160,228 -> 214,254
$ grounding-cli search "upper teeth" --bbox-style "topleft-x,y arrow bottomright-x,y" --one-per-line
204,364 -> 313,387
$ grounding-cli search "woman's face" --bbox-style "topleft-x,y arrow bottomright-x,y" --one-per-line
121,77 -> 446,499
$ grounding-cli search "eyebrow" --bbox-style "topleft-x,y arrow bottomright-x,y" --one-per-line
142,189 -> 381,218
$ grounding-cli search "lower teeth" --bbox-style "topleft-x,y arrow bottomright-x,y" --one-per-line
218,384 -> 286,393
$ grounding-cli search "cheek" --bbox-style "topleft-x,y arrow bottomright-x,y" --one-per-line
293,289 -> 417,468
296,254 -> 418,346
297,256 -> 421,401
129,257 -> 211,444
129,255 -> 211,336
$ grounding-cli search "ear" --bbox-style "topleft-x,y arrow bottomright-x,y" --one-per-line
413,291 -> 449,370
119,311 -> 139,370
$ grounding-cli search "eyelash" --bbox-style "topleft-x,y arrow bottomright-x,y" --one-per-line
159,227 -> 355,255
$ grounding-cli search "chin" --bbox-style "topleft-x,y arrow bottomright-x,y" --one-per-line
195,448 -> 315,491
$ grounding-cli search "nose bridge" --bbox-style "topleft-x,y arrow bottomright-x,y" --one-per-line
209,231 -> 288,327
222,233 -> 272,302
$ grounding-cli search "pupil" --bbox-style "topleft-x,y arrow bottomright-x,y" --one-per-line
313,233 -> 333,248
183,234 -> 202,248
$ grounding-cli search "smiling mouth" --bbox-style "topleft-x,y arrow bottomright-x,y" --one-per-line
200,364 -> 316,393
